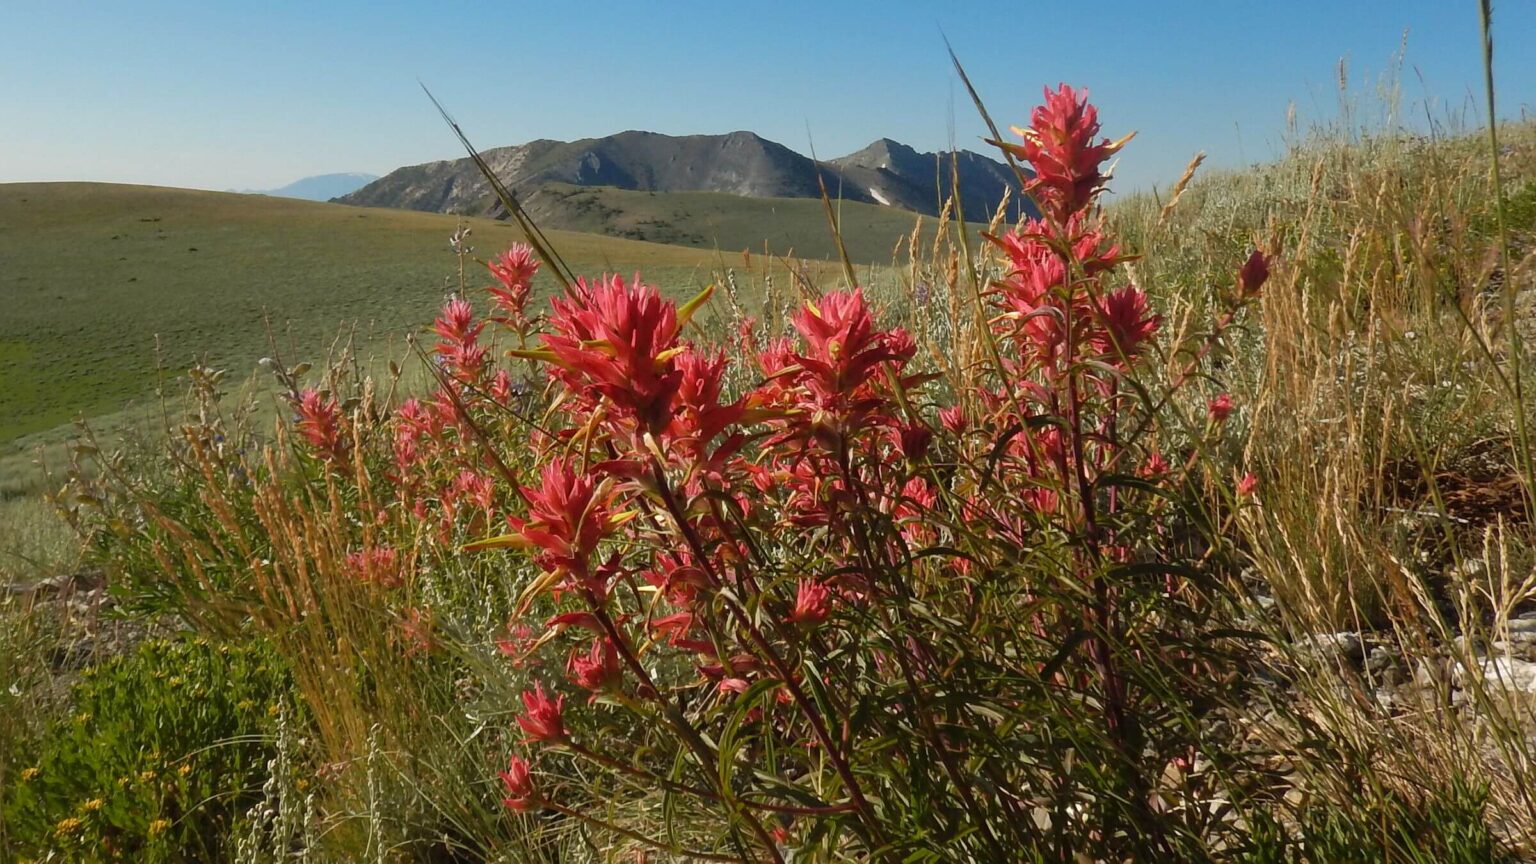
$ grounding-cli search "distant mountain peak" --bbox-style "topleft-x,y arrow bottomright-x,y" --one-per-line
242,172 -> 378,201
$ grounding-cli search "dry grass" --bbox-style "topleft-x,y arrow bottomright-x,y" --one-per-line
1104,114 -> 1536,853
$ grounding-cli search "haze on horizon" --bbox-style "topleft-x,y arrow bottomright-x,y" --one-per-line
3,0 -> 1534,197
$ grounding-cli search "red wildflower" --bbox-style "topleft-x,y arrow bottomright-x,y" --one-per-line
345,546 -> 400,588
546,611 -> 605,635
891,422 -> 934,463
790,288 -> 912,404
489,369 -> 514,404
433,298 -> 488,380
506,458 -> 615,583
650,611 -> 715,655
451,470 -> 496,513
567,637 -> 621,694
893,477 -> 939,544
1238,250 -> 1270,299
429,387 -> 465,431
990,226 -> 1075,365
434,297 -> 484,346
788,580 -> 832,628
496,622 -> 537,667
1094,285 -> 1161,363
1236,472 -> 1259,498
939,405 -> 968,435
752,335 -> 802,409
699,653 -> 763,695
294,389 -> 347,461
1139,450 -> 1170,479
1068,217 -> 1129,276
1208,394 -> 1233,423
488,244 -> 539,329
516,682 -> 567,742
669,347 -> 745,453
391,398 -> 434,471
541,274 -> 686,435
498,755 -> 538,811
1014,84 -> 1129,220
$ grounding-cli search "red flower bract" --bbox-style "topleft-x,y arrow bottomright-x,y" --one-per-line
1094,285 -> 1161,363
543,274 -> 685,435
790,288 -> 911,404
788,579 -> 832,628
1208,394 -> 1233,423
568,637 -> 621,694
1236,472 -> 1259,498
433,298 -> 488,380
488,243 -> 540,327
507,458 -> 614,583
498,755 -> 538,811
1016,84 -> 1128,221
516,681 -> 567,742
345,546 -> 400,588
669,347 -> 745,452
1238,250 -> 1270,299
294,389 -> 347,461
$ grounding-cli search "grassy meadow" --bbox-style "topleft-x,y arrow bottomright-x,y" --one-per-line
522,181 -> 985,262
0,183 -> 740,446
6,85 -> 1536,859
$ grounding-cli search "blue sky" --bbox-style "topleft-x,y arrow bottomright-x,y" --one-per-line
3,1 -> 1533,194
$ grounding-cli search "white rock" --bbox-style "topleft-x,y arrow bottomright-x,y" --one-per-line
1456,657 -> 1536,694
1298,632 -> 1365,665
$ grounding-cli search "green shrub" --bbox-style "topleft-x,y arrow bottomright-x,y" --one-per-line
3,637 -> 291,862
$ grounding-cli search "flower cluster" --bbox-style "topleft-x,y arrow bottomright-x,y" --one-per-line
270,90 -> 1271,861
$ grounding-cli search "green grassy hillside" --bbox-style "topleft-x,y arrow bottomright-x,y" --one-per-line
0,183 -> 805,450
522,182 -> 985,262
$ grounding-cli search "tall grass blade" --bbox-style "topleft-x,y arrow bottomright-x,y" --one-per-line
420,83 -> 578,296
1476,1 -> 1533,511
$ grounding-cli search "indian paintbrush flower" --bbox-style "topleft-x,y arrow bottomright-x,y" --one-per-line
567,637 -> 622,694
516,682 -> 567,742
499,754 -> 538,811
294,389 -> 347,461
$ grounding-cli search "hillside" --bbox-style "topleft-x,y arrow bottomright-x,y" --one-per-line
337,130 -> 1025,220
0,183 -> 766,449
519,182 -> 976,262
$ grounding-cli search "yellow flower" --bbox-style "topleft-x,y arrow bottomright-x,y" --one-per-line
20,766 -> 40,781
79,798 -> 104,813
139,769 -> 157,782
147,818 -> 172,837
54,816 -> 83,837
177,764 -> 192,776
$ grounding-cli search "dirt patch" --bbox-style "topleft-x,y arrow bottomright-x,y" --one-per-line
1383,439 -> 1530,528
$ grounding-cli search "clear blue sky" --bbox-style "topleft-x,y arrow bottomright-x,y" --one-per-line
3,1 -> 1533,194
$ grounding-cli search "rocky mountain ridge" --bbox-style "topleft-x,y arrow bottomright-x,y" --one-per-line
336,131 -> 1024,220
